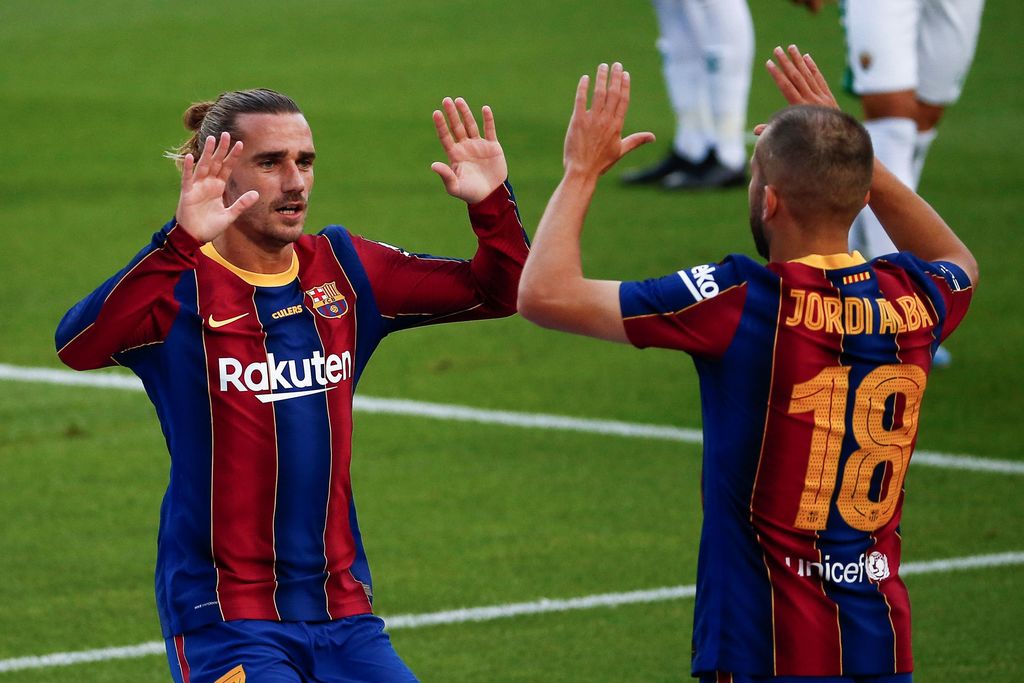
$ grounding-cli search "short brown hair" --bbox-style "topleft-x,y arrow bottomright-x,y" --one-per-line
166,88 -> 302,167
754,105 -> 873,225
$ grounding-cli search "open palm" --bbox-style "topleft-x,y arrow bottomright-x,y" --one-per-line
175,132 -> 259,243
430,97 -> 507,204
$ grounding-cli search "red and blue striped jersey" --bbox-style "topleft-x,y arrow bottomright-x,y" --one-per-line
619,251 -> 972,677
56,182 -> 528,638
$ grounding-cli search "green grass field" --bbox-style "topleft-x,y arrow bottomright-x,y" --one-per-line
1,0 -> 1022,680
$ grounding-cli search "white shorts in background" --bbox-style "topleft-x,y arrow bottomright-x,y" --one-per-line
842,0 -> 985,105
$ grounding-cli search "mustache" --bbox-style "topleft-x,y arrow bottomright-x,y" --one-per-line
271,192 -> 307,209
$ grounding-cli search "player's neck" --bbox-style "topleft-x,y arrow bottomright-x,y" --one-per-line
769,229 -> 851,264
212,229 -> 296,275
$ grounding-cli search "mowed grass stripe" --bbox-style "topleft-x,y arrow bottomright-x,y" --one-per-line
2,363 -> 1021,475
1,551 -> 1021,673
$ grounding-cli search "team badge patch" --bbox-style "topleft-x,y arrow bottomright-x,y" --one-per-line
859,51 -> 873,71
865,551 -> 891,581
305,281 -> 349,319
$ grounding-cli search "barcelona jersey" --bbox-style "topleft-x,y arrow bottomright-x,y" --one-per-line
619,251 -> 972,677
56,182 -> 528,638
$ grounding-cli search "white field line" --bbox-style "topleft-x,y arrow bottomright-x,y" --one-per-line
2,363 -> 1022,475
0,551 -> 1022,673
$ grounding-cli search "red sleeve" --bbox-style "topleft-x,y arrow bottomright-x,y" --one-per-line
619,257 -> 749,358
877,254 -> 974,343
350,181 -> 529,330
56,222 -> 200,370
924,261 -> 973,342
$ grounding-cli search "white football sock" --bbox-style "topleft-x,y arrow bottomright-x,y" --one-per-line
653,0 -> 714,162
850,117 -> 917,257
700,0 -> 754,171
910,128 -> 938,190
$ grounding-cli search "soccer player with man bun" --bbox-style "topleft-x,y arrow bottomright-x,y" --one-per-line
56,88 -> 528,681
519,47 -> 976,681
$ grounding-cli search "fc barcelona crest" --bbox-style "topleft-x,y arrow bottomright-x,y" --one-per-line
305,281 -> 349,319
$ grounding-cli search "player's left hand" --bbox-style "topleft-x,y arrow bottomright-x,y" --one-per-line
431,97 -> 507,204
754,45 -> 840,136
767,45 -> 840,110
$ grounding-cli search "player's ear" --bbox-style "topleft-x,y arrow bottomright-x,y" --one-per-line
763,185 -> 779,222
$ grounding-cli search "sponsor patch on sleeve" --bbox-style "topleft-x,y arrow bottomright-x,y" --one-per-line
677,264 -> 720,302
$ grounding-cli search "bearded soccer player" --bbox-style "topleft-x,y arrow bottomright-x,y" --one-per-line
518,49 -> 976,682
56,90 -> 528,682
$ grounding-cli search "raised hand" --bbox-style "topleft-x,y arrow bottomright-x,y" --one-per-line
430,97 -> 507,204
766,45 -> 840,110
563,62 -> 655,179
175,132 -> 260,243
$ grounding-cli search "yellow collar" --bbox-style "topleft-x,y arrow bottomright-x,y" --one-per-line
788,251 -> 867,269
200,243 -> 300,287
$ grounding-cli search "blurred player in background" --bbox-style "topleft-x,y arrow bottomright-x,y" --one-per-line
620,0 -> 753,190
56,90 -> 528,682
519,49 -> 976,681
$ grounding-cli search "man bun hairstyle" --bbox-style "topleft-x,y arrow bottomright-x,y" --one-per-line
755,104 -> 874,225
183,101 -> 215,133
166,88 -> 302,168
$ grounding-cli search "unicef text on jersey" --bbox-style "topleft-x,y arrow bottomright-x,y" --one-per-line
785,551 -> 892,584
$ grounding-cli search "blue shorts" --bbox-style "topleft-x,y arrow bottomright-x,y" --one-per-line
698,674 -> 912,683
165,615 -> 418,683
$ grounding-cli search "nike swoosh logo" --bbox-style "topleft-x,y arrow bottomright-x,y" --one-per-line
207,313 -> 250,329
255,386 -> 336,404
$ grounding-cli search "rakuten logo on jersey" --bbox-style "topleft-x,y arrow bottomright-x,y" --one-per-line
785,551 -> 891,584
218,351 -> 352,404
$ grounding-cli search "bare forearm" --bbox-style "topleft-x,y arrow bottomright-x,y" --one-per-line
869,159 -> 978,283
518,62 -> 649,342
518,171 -> 626,342
519,171 -> 596,319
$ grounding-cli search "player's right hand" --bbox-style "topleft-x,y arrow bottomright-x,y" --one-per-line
563,62 -> 655,180
175,132 -> 259,243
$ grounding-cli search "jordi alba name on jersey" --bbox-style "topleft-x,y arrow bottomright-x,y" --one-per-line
55,183 -> 527,638
619,251 -> 972,677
